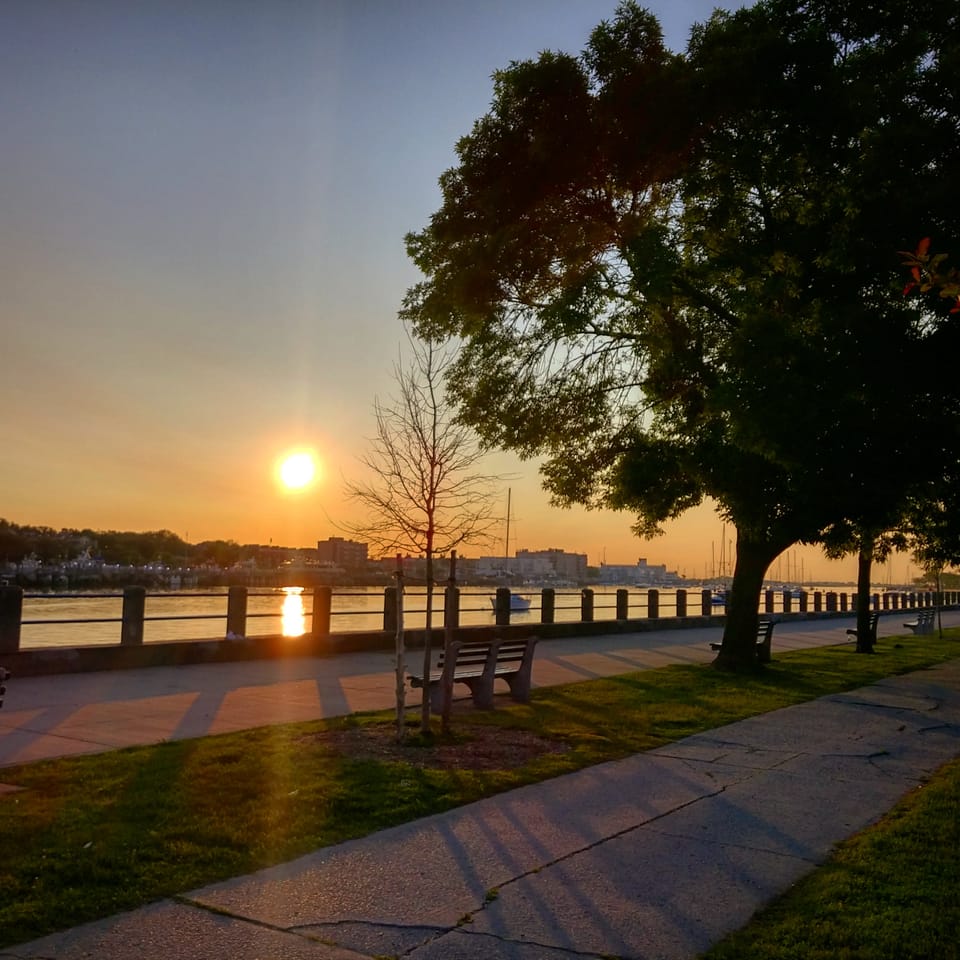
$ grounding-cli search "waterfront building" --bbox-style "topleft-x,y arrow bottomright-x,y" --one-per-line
317,537 -> 369,569
475,548 -> 587,583
597,558 -> 684,586
517,548 -> 588,582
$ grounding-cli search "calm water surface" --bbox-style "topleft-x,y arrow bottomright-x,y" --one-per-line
18,586 -> 666,650
17,584 -> 869,650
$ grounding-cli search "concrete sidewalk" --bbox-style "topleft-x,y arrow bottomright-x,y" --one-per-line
2,613 -> 947,768
3,616 -> 960,959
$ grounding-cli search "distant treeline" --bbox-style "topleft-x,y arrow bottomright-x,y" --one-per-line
0,519 -> 296,569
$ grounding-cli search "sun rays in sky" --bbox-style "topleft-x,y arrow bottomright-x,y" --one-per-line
277,450 -> 320,492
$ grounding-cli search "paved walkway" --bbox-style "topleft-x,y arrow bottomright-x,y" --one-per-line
3,614 -> 960,958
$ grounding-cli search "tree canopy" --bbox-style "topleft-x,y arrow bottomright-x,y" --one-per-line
402,0 -> 960,668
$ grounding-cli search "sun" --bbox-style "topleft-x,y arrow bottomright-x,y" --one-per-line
278,450 -> 318,490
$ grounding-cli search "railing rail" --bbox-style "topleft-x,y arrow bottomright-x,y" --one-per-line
0,583 -> 952,656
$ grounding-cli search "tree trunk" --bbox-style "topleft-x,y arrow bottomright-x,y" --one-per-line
854,545 -> 875,654
712,532 -> 781,672
936,568 -> 943,638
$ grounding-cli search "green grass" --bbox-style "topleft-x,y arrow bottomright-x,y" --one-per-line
0,631 -> 958,948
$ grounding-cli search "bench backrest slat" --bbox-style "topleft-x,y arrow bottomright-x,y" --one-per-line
437,637 -> 535,671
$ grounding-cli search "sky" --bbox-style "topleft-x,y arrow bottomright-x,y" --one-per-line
0,0 -> 913,584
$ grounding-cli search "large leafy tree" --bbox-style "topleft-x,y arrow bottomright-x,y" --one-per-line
403,0 -> 960,669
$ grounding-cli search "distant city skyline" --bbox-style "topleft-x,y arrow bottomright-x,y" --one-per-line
2,0 -> 910,582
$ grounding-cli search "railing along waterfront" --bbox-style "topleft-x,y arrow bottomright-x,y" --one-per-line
0,583 -> 951,655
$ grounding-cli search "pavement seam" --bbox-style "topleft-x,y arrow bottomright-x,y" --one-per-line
418,784 -> 736,953
402,926 -> 619,959
171,894 -> 367,955
311,785 -> 738,959
655,742 -> 806,771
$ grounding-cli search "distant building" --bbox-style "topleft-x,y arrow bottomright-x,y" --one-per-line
317,537 -> 368,569
519,548 -> 588,582
597,558 -> 683,585
372,554 -> 457,581
475,547 -> 587,582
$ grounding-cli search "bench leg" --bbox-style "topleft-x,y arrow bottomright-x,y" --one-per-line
505,669 -> 532,703
463,677 -> 495,710
428,681 -> 445,714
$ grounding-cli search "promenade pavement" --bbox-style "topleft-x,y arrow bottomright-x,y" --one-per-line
2,613 -> 960,959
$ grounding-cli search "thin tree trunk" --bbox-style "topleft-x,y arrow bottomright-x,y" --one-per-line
935,567 -> 943,638
713,532 -> 782,672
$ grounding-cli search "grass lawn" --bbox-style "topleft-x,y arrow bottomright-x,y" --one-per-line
0,631 -> 958,949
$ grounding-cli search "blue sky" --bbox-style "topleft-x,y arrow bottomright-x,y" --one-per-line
2,0 -> 884,580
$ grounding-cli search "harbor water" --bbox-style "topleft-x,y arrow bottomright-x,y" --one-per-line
13,584 -> 878,651
17,586 -> 627,650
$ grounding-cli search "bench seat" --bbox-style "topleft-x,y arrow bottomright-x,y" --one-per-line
904,609 -> 935,635
710,620 -> 775,662
846,611 -> 879,645
409,636 -> 539,711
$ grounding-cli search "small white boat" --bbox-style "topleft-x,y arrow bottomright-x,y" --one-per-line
490,488 -> 530,613
490,593 -> 532,612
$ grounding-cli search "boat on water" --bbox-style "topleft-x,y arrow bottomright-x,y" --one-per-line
489,487 -> 531,613
490,592 -> 532,612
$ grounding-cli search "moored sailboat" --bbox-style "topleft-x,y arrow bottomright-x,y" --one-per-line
490,488 -> 532,612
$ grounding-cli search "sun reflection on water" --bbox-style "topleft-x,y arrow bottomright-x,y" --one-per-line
281,586 -> 306,637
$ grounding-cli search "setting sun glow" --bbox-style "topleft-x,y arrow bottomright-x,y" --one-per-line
278,451 -> 317,490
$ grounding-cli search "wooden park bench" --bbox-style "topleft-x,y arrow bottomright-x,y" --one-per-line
710,620 -> 775,662
846,611 -> 879,645
409,636 -> 539,712
903,609 -> 935,635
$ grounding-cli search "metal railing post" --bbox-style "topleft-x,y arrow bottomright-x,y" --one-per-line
541,588 -> 555,624
225,585 -> 248,639
444,585 -> 460,629
580,588 -> 594,622
383,587 -> 398,633
616,589 -> 629,620
0,585 -> 23,654
312,586 -> 332,638
121,586 -> 146,646
494,587 -> 511,626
